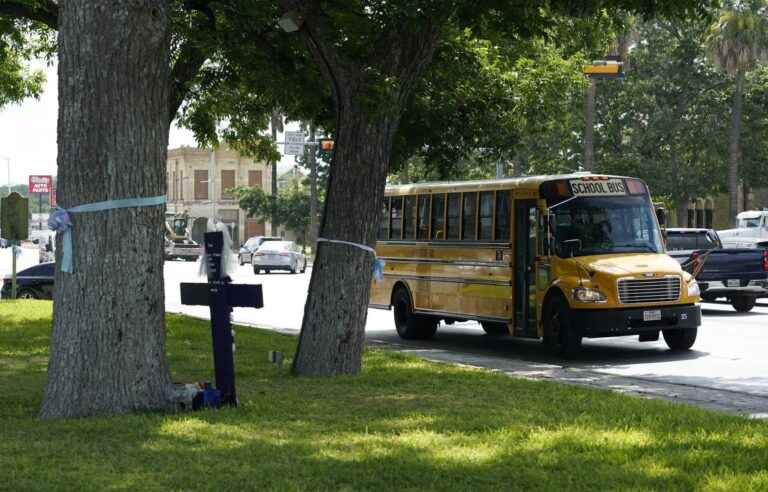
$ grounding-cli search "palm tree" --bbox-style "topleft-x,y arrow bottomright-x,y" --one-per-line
706,1 -> 768,225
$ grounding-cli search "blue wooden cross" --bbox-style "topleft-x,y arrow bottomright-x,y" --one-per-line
180,231 -> 263,407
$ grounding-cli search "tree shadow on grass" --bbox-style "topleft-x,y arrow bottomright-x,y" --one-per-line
3,308 -> 768,490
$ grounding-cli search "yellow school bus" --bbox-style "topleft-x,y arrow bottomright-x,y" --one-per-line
369,173 -> 701,354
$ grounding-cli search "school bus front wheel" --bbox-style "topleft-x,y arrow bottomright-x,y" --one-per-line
543,295 -> 583,356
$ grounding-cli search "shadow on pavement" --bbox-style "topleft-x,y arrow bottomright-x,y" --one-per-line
368,323 -> 709,369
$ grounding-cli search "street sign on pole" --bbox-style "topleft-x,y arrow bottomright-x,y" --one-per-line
283,131 -> 306,156
29,175 -> 52,194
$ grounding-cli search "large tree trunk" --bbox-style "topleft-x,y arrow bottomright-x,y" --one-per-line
292,100 -> 399,375
583,78 -> 596,172
40,0 -> 173,419
727,71 -> 744,226
289,9 -> 441,374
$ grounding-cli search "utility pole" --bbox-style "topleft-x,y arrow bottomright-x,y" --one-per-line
270,112 -> 282,236
583,78 -> 596,172
582,59 -> 624,172
308,123 -> 319,247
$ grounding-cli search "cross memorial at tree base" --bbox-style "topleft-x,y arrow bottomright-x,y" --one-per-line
179,230 -> 263,408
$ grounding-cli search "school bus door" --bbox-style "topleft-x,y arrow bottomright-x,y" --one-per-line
514,199 -> 538,336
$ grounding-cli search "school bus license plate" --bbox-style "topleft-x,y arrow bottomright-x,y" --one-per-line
643,310 -> 662,322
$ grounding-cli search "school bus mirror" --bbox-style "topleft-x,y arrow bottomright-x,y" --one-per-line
562,238 -> 582,258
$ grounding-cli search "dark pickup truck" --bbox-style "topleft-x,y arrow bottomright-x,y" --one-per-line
666,228 -> 768,312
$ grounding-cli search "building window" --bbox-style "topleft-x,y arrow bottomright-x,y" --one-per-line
249,170 -> 263,188
221,170 -> 235,199
194,170 -> 208,200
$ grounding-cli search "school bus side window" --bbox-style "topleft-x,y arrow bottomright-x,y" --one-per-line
378,197 -> 390,240
479,191 -> 494,240
446,193 -> 460,240
390,197 -> 403,239
462,193 -> 477,240
417,195 -> 430,240
495,191 -> 510,241
431,193 -> 446,240
403,196 -> 416,240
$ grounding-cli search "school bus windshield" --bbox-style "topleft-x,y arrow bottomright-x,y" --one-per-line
552,195 -> 664,257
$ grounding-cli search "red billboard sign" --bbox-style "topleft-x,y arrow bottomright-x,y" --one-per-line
29,175 -> 53,194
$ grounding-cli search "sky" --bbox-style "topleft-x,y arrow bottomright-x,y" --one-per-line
0,60 -> 300,188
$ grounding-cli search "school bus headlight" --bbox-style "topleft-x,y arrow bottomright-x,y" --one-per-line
686,279 -> 700,298
573,287 -> 607,303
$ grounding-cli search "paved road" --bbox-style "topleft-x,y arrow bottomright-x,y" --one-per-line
167,260 -> 768,416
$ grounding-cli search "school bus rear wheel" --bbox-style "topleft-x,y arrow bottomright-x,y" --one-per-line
392,287 -> 437,340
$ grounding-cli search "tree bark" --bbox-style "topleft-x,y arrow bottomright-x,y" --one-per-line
40,0 -> 173,419
289,7 -> 441,375
583,78 -> 596,172
727,71 -> 744,226
292,99 -> 400,375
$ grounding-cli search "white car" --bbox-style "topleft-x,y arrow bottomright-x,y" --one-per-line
252,241 -> 307,274
238,235 -> 281,265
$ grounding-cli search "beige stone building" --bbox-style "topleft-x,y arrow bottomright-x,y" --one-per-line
166,146 -> 273,246
669,187 -> 768,230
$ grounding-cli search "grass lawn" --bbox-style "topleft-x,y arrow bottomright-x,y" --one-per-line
2,301 -> 768,491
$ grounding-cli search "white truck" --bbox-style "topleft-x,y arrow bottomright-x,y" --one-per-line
718,210 -> 768,248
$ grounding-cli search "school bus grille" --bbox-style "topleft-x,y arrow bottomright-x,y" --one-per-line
617,277 -> 681,304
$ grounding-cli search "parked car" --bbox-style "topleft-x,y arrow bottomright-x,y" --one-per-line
238,236 -> 281,265
252,241 -> 307,274
666,228 -> 768,312
1,262 -> 55,299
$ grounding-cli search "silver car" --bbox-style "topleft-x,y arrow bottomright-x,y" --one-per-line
238,236 -> 281,265
252,241 -> 307,274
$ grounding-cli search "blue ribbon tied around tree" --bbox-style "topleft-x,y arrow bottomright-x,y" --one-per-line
316,237 -> 386,282
48,195 -> 167,273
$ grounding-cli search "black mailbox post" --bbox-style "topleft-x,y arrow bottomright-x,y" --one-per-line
180,231 -> 263,407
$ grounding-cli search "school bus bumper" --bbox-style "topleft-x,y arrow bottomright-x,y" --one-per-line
570,304 -> 701,338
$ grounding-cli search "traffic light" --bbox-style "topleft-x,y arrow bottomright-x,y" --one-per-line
583,60 -> 624,79
317,138 -> 335,161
